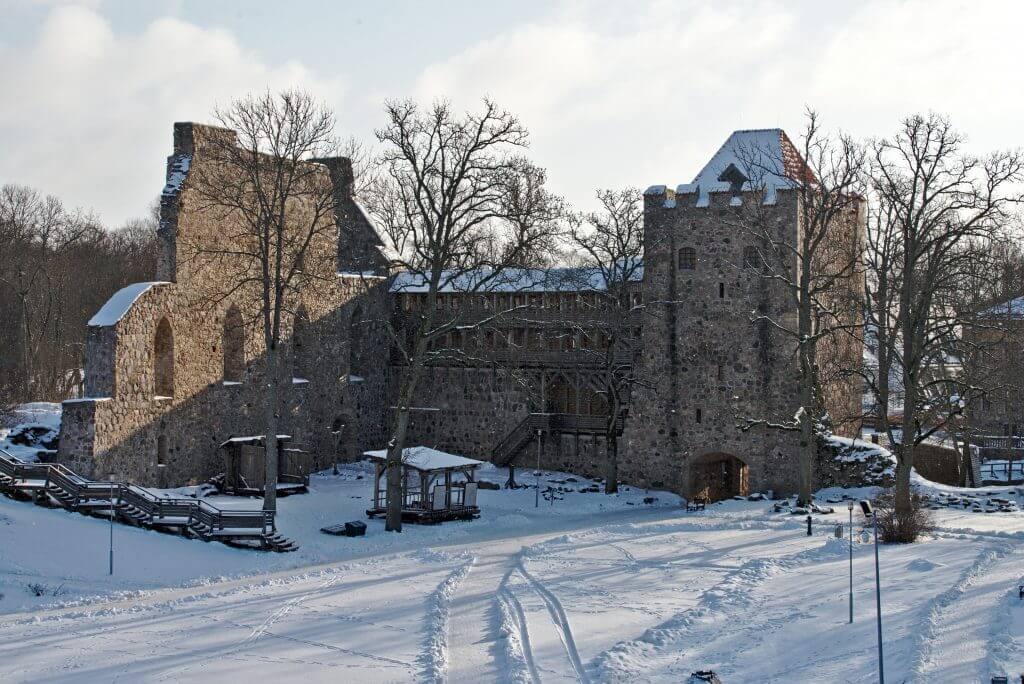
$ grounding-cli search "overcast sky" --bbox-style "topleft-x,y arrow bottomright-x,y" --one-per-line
1,0 -> 1020,227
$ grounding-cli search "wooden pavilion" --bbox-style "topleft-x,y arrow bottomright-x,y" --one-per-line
218,434 -> 312,496
364,447 -> 482,523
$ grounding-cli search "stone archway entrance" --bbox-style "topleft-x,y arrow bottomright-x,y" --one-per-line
690,452 -> 749,502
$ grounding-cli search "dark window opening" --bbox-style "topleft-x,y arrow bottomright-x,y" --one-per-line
718,283 -> 725,299
743,246 -> 762,270
678,247 -> 696,271
696,408 -> 702,423
223,305 -> 245,382
154,317 -> 174,398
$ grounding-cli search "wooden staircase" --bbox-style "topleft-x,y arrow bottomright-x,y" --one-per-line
491,411 -> 628,466
0,448 -> 297,552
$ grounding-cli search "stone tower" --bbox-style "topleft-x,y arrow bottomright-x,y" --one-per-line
621,129 -> 858,499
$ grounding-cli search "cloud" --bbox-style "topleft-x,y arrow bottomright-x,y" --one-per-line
0,5 -> 341,226
411,0 -> 1022,207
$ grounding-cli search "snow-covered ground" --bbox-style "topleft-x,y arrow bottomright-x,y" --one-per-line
3,462 -> 1024,682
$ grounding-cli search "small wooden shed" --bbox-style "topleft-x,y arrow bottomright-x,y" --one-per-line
364,446 -> 482,523
219,434 -> 312,496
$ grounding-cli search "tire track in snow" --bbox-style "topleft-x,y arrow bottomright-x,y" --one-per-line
911,540 -> 1015,682
421,556 -> 476,683
497,572 -> 542,684
516,559 -> 590,683
986,573 -> 1024,678
589,535 -> 848,681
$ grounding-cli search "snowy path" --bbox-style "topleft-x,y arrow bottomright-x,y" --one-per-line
2,497 -> 1024,682
912,541 -> 1021,682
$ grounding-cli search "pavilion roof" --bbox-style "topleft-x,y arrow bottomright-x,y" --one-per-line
363,446 -> 483,472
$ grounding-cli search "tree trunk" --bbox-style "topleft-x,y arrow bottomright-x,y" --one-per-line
797,393 -> 815,507
384,407 -> 411,533
895,372 -> 916,514
385,351 -> 427,532
263,346 -> 280,513
604,428 -> 618,494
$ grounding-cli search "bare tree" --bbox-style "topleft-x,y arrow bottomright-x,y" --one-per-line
566,188 -> 645,493
186,89 -> 339,513
864,113 -> 1023,516
364,98 -> 562,532
0,185 -> 101,403
732,112 -> 866,506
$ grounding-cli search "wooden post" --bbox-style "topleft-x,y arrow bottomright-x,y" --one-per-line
445,470 -> 452,509
374,462 -> 383,509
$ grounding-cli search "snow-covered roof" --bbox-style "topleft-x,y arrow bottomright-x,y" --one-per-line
673,129 -> 809,207
390,262 -> 643,294
88,282 -> 170,327
220,434 -> 291,447
979,295 -> 1024,319
363,446 -> 483,472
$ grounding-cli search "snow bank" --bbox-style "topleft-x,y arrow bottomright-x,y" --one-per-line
817,433 -> 897,487
0,402 -> 61,462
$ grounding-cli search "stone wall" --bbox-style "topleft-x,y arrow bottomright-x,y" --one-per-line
57,122 -> 391,485
621,186 -> 804,497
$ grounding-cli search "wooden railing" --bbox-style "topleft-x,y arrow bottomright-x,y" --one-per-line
0,448 -> 277,540
396,348 -> 636,369
491,410 -> 628,465
974,435 -> 1024,450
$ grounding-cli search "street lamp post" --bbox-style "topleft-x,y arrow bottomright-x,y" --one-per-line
108,473 -> 118,576
860,499 -> 884,684
535,429 -> 542,508
848,500 -> 854,624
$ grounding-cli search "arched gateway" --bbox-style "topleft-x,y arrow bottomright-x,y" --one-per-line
690,452 -> 749,502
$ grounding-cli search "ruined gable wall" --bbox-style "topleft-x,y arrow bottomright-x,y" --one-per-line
58,123 -> 391,485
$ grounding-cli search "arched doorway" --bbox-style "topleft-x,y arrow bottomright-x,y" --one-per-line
690,452 -> 749,502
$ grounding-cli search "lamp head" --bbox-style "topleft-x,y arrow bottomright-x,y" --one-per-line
847,500 -> 854,511
859,499 -> 874,516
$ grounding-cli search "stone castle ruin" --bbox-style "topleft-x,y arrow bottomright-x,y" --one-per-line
57,124 -> 863,501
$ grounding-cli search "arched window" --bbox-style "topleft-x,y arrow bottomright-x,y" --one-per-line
223,305 -> 245,382
293,306 -> 310,381
743,246 -> 762,270
154,317 -> 174,398
678,247 -> 696,270
349,305 -> 364,377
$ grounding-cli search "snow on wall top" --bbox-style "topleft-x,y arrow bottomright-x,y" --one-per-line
363,446 -> 483,472
88,282 -> 169,327
162,154 -> 192,197
390,261 -> 643,294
